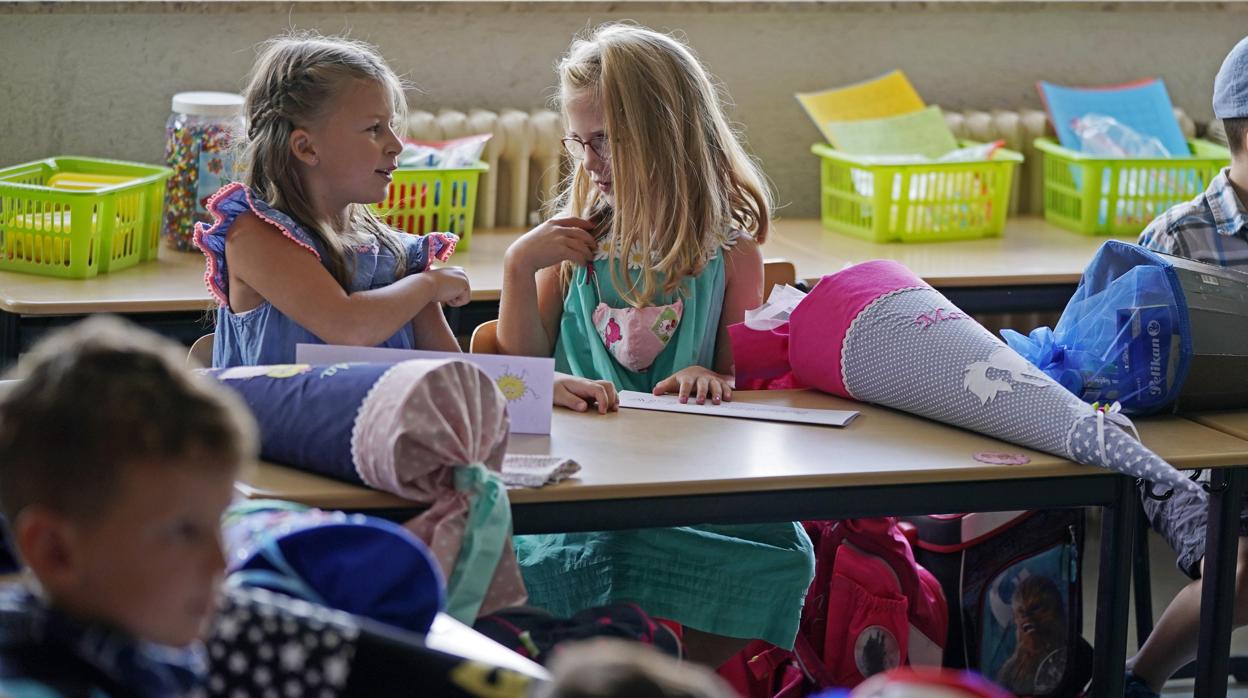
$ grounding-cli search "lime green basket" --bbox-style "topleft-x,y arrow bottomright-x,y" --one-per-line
371,162 -> 489,252
0,156 -> 173,279
1035,137 -> 1230,236
812,142 -> 1023,243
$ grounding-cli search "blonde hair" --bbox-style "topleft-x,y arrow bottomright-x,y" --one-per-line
554,23 -> 772,307
239,33 -> 409,290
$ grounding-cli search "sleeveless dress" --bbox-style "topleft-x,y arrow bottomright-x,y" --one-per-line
194,182 -> 456,368
514,230 -> 816,648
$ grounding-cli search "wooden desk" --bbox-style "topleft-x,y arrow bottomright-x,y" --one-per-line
240,390 -> 1248,521
0,217 -> 1126,367
0,249 -> 214,367
765,217 -> 1132,289
237,390 -> 1248,697
1186,410 -> 1248,441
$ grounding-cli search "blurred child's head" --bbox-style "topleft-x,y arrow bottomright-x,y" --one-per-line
240,32 -> 410,289
0,317 -> 257,647
536,638 -> 738,698
1214,35 -> 1248,162
554,23 -> 772,307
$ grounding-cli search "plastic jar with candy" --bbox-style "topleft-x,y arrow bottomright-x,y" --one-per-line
162,91 -> 244,252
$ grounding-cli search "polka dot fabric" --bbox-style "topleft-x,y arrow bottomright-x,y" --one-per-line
818,263 -> 1202,497
193,587 -> 359,698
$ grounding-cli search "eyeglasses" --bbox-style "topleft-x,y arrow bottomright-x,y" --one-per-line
561,134 -> 611,162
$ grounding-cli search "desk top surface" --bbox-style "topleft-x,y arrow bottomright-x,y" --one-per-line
237,389 -> 1248,510
1185,410 -> 1248,441
0,217 -> 1128,315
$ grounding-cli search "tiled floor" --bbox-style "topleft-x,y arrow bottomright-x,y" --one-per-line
1080,509 -> 1248,697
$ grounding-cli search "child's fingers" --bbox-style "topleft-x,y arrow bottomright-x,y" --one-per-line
550,216 -> 596,230
722,382 -> 733,402
557,238 -> 591,265
602,381 -> 620,410
592,382 -> 612,414
653,376 -> 675,396
568,239 -> 594,264
554,384 -> 588,412
559,225 -> 598,244
710,379 -> 723,405
695,375 -> 710,404
677,377 -> 693,403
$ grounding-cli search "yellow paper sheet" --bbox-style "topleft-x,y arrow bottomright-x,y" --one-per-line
824,105 -> 959,159
796,70 -> 926,146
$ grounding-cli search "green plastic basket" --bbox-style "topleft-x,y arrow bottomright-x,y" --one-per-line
812,141 -> 1023,243
371,162 -> 489,252
1035,137 -> 1230,236
0,156 -> 173,278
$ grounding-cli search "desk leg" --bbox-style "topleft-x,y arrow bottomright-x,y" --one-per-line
1194,467 -> 1247,698
0,311 -> 17,370
1092,476 -> 1136,698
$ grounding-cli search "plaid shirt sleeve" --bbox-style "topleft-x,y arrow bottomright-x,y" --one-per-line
1137,214 -> 1188,257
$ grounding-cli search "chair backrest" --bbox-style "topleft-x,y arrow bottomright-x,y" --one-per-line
188,333 -> 215,367
763,259 -> 796,298
470,320 -> 500,355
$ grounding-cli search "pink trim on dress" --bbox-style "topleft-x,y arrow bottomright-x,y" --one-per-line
192,182 -> 323,307
426,232 -> 458,263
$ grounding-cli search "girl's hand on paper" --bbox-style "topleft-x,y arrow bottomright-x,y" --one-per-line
653,366 -> 733,405
554,373 -> 619,414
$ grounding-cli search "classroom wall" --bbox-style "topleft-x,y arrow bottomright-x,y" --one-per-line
2,1 -> 1245,220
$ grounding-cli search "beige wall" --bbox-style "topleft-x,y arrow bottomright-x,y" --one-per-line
2,1 -> 1245,219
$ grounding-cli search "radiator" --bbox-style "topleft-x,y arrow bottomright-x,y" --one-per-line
411,107 -> 1199,226
406,109 -> 566,229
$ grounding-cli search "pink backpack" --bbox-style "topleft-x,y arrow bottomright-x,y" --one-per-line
719,518 -> 948,697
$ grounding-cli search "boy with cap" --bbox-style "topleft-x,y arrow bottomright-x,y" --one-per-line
1127,35 -> 1248,698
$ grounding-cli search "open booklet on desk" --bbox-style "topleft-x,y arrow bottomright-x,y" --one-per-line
618,391 -> 859,427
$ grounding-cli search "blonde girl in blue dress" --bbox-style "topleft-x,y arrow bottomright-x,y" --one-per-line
497,23 -> 816,666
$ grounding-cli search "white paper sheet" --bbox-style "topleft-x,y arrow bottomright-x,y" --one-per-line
618,391 -> 858,427
295,344 -> 554,434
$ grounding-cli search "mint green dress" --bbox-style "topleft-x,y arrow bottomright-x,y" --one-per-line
513,234 -> 816,648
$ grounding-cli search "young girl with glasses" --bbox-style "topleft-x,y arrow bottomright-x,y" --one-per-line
496,22 -> 815,667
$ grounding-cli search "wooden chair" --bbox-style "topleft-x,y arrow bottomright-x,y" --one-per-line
468,260 -> 798,355
188,333 -> 215,367
762,258 -> 797,297
470,320 -> 501,355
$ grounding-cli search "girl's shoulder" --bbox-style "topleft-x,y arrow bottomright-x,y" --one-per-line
720,227 -> 762,274
716,226 -> 746,254
195,183 -> 322,256
193,182 -> 323,306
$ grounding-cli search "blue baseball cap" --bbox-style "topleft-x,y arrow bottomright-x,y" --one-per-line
1214,36 -> 1248,119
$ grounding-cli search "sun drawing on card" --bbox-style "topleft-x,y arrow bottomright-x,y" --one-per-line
496,366 -> 536,403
